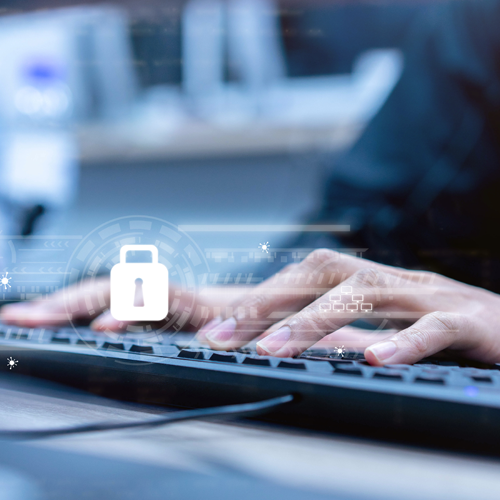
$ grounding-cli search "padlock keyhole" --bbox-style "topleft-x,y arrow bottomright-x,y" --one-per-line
134,278 -> 144,307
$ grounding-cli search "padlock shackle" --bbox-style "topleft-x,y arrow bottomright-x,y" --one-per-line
120,245 -> 159,264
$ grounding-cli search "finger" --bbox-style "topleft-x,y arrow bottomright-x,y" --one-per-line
251,314 -> 395,349
314,327 -> 396,350
257,326 -> 394,356
195,285 -> 253,343
255,267 -> 413,357
0,301 -> 72,327
1,277 -> 110,327
205,249 -> 390,350
198,315 -> 287,345
196,317 -> 224,343
198,306 -> 394,353
364,311 -> 477,366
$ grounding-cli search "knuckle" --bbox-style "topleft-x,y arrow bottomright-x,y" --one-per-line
352,268 -> 386,288
288,308 -> 326,338
238,293 -> 271,320
399,327 -> 433,354
398,312 -> 465,355
303,249 -> 339,269
426,311 -> 462,334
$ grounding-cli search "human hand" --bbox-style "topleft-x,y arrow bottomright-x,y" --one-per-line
0,276 -> 238,333
200,249 -> 500,366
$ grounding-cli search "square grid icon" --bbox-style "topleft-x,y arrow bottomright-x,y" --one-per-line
323,286 -> 373,313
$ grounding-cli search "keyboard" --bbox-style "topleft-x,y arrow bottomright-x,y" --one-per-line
2,324 -> 500,453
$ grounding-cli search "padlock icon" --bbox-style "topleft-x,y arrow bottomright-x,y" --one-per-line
110,245 -> 169,321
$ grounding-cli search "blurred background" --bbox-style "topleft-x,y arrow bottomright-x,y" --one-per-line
0,0 -> 435,297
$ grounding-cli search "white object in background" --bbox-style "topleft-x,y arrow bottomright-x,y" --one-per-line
0,131 -> 78,207
226,0 -> 285,91
0,21 -> 72,124
182,0 -> 225,99
0,6 -> 136,123
110,245 -> 169,322
182,0 -> 286,124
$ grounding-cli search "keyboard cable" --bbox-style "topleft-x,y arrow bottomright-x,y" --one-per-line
0,394 -> 295,441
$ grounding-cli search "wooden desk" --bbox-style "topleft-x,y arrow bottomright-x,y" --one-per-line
1,375 -> 499,500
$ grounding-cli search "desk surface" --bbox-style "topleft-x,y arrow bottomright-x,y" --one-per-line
0,374 -> 499,500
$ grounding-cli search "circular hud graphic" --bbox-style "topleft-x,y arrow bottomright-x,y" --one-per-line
64,216 -> 210,343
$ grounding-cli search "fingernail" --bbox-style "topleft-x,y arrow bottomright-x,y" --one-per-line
366,341 -> 397,362
206,317 -> 237,346
197,316 -> 222,341
90,312 -> 116,331
257,326 -> 291,355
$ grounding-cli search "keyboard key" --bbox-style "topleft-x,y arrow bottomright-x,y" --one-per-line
333,368 -> 363,377
210,353 -> 238,363
471,376 -> 493,384
331,364 -> 363,376
303,349 -> 332,359
346,352 -> 366,361
178,349 -> 205,360
101,342 -> 125,351
51,336 -> 71,344
330,361 -> 358,368
373,372 -> 403,381
130,345 -> 154,354
422,368 -> 450,376
414,377 -> 445,385
28,329 -> 46,341
76,340 -> 98,348
303,360 -> 334,374
12,332 -> 29,340
242,357 -> 271,367
277,361 -> 306,370
152,346 -> 180,357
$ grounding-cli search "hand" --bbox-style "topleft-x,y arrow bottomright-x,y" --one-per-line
200,249 -> 500,366
0,276 -> 243,334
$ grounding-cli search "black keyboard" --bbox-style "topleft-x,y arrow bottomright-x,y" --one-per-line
2,324 -> 500,453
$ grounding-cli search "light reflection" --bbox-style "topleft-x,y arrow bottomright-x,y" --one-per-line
14,83 -> 72,118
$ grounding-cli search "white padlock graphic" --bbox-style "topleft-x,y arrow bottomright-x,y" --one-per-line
110,245 -> 169,321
